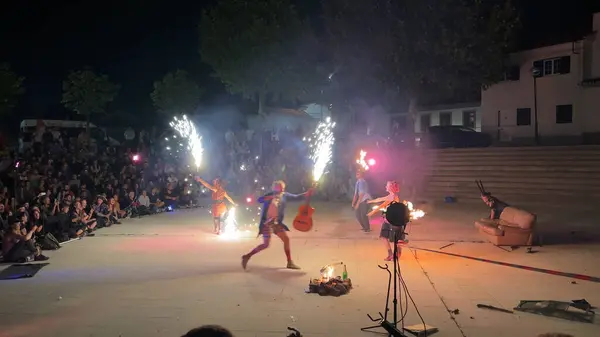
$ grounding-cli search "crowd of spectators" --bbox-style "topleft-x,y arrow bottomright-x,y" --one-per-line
0,126 -> 204,263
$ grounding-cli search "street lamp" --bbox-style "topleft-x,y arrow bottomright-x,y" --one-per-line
531,67 -> 541,145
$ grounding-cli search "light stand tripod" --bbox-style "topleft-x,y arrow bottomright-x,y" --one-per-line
361,201 -> 427,337
360,228 -> 408,337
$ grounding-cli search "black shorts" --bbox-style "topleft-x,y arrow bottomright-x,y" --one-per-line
379,222 -> 406,243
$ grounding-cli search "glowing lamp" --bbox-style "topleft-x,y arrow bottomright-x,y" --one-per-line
132,154 -> 140,162
246,197 -> 252,203
367,158 -> 376,166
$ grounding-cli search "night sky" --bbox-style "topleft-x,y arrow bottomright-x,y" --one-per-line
1,0 -> 599,124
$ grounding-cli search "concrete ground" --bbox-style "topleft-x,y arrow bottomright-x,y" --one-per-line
0,202 -> 599,337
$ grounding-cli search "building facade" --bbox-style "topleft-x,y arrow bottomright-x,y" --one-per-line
481,12 -> 600,144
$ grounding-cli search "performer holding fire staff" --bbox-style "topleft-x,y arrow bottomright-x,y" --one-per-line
241,180 -> 314,270
196,177 -> 236,234
368,181 -> 409,261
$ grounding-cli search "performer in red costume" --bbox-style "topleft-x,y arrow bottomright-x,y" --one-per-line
196,177 -> 236,234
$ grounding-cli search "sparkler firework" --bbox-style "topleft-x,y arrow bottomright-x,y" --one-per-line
306,117 -> 336,182
169,115 -> 203,169
220,207 -> 239,240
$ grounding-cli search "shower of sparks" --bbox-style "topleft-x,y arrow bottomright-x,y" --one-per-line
220,207 -> 240,240
356,150 -> 370,171
307,117 -> 335,182
169,115 -> 203,169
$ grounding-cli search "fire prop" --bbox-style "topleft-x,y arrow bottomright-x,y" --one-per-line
306,117 -> 335,182
371,200 -> 425,220
307,263 -> 352,297
356,149 -> 370,171
169,115 -> 203,169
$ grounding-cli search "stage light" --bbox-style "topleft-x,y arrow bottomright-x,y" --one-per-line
132,154 -> 140,162
246,197 -> 252,203
367,158 -> 376,166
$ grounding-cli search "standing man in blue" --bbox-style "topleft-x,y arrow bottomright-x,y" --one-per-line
352,170 -> 372,232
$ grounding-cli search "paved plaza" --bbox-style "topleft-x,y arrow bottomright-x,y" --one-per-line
1,202 -> 599,337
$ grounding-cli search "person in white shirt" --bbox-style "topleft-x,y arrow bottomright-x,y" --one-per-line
138,190 -> 150,207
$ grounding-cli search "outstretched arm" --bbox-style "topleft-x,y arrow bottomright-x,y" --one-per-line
196,177 -> 215,191
368,195 -> 390,204
224,192 -> 236,205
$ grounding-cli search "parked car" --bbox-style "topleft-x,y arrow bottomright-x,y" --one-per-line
421,126 -> 492,148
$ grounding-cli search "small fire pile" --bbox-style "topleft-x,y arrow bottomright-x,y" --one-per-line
307,277 -> 353,297
306,263 -> 352,297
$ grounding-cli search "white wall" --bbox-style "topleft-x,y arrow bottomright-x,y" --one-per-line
481,43 -> 585,141
480,12 -> 600,142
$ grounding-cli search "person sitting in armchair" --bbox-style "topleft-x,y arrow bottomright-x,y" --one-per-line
481,192 -> 508,220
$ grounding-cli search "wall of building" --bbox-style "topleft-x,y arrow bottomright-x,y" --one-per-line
481,43 -> 585,143
481,12 -> 600,144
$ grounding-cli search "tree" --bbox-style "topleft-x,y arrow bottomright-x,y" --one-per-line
322,0 -> 519,120
61,68 -> 119,131
0,63 -> 25,116
199,0 -> 323,114
150,70 -> 203,115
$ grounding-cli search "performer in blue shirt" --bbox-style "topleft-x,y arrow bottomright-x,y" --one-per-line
352,170 -> 372,232
241,180 -> 313,270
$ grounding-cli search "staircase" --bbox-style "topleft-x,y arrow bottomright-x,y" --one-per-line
420,146 -> 600,208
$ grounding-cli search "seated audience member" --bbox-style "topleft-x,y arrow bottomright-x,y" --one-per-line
75,201 -> 97,231
69,201 -> 93,238
149,188 -> 164,212
122,191 -> 139,217
31,206 -> 61,250
108,198 -> 123,224
112,194 -> 127,218
55,204 -> 73,241
163,184 -> 179,210
182,325 -> 234,337
2,217 -> 49,262
137,190 -> 150,215
93,195 -> 111,228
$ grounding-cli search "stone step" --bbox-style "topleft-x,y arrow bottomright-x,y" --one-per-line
426,174 -> 600,186
423,185 -> 600,198
429,159 -> 600,167
426,180 -> 600,190
425,171 -> 600,180
426,145 -> 600,155
419,192 -> 596,211
427,165 -> 600,173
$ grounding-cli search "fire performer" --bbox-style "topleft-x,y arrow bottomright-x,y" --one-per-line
195,177 -> 236,234
241,180 -> 313,270
367,181 -> 409,261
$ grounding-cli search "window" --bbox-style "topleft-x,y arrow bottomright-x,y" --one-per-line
420,114 -> 431,132
439,112 -> 452,126
556,105 -> 573,124
462,110 -> 476,128
516,108 -> 531,126
533,56 -> 571,77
